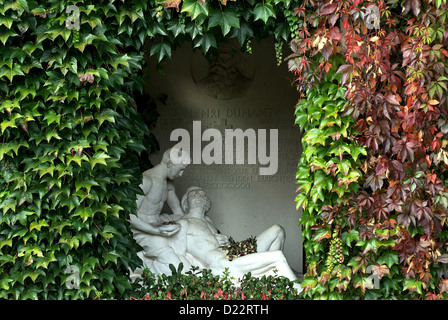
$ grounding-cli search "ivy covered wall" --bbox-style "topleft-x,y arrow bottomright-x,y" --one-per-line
1,0 -> 448,300
292,0 -> 448,300
0,0 -> 302,299
0,0 -> 155,299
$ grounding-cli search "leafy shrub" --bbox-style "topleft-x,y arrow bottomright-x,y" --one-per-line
129,264 -> 302,300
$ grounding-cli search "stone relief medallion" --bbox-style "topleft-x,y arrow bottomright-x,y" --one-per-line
191,43 -> 256,100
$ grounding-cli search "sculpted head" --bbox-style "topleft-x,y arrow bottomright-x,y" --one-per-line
162,147 -> 190,180
181,186 -> 211,214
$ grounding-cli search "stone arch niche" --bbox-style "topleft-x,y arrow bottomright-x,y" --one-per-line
143,37 -> 303,274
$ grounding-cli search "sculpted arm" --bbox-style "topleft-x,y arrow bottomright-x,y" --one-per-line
131,174 -> 180,236
136,173 -> 153,212
129,214 -> 158,235
129,214 -> 180,236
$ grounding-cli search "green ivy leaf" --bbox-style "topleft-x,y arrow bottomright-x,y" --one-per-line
181,0 -> 210,20
230,20 -> 254,45
73,206 -> 94,223
66,154 -> 89,167
185,21 -> 203,40
0,64 -> 25,82
0,29 -> 17,45
349,144 -> 367,161
314,169 -> 333,191
360,238 -> 379,254
312,228 -> 331,242
337,158 -> 351,176
0,239 -> 12,250
43,110 -> 61,126
149,42 -> 172,63
75,178 -> 99,194
167,20 -> 186,38
274,22 -> 289,41
29,220 -> 49,232
96,109 -> 119,126
110,53 -> 133,69
193,31 -> 217,53
0,15 -> 16,29
89,151 -> 111,169
304,128 -> 327,146
49,220 -> 71,235
300,276 -> 317,289
403,278 -> 422,294
376,251 -> 399,268
253,3 -> 276,23
100,225 -> 118,242
103,250 -> 120,264
45,128 -> 62,142
208,8 -> 240,36
2,112 -> 24,133
353,274 -> 375,293
341,230 -> 359,247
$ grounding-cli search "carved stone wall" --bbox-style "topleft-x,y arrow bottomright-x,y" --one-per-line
144,38 -> 303,272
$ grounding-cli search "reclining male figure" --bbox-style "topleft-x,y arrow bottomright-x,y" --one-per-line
172,186 -> 300,290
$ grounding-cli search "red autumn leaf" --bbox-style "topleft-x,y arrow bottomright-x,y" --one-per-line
426,292 -> 441,300
364,173 -> 387,192
321,42 -> 334,60
336,64 -> 352,74
329,26 -> 342,42
357,192 -> 375,213
163,0 -> 182,11
412,0 -> 421,16
370,264 -> 390,279
321,2 -> 337,15
392,139 -> 419,162
342,17 -> 351,31
405,82 -> 418,95
426,173 -> 437,184
411,199 -> 433,222
375,157 -> 388,175
329,13 -> 339,26
385,94 -> 401,106
336,64 -> 353,85
294,5 -> 306,17
402,0 -> 421,16
397,211 -> 416,228
386,197 -> 404,213
432,136 -> 442,151
319,271 -> 331,285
